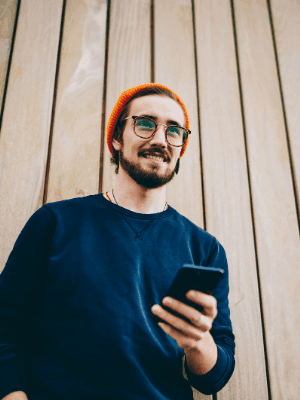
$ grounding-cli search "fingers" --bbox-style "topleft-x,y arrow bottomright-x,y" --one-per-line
151,291 -> 218,346
162,297 -> 211,330
185,290 -> 218,319
151,303 -> 209,338
157,322 -> 202,350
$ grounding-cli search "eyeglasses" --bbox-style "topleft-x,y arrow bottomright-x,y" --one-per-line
124,116 -> 191,147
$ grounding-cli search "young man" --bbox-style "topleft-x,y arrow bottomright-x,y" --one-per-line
0,83 -> 235,400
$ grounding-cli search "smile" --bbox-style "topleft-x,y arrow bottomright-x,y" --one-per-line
144,155 -> 165,162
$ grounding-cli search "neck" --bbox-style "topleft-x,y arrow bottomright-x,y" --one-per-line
111,169 -> 167,214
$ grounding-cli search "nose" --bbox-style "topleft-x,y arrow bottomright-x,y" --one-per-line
149,123 -> 168,147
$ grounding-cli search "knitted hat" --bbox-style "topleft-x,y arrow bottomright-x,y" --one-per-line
106,83 -> 190,157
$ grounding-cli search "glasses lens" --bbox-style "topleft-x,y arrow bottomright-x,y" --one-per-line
166,126 -> 187,146
134,117 -> 156,138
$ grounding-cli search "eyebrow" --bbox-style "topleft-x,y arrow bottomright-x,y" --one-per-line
137,114 -> 182,127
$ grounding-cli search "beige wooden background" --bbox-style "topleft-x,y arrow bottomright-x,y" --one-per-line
0,0 -> 299,399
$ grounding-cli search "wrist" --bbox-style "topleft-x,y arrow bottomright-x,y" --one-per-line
185,332 -> 218,376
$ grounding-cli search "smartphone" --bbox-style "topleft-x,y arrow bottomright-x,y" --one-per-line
155,265 -> 224,322
167,264 -> 224,299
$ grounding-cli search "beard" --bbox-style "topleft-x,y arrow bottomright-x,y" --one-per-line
119,148 -> 177,189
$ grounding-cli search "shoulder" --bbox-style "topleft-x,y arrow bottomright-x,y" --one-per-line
169,207 -> 227,269
44,194 -> 100,211
170,206 -> 223,248
42,194 -> 103,218
19,195 -> 103,236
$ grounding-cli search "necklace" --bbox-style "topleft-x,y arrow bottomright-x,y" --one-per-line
111,189 -> 118,205
106,190 -> 168,212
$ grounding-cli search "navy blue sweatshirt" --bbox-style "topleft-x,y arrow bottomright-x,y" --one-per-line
0,194 -> 235,399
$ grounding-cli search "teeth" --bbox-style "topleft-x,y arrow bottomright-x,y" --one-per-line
145,155 -> 164,161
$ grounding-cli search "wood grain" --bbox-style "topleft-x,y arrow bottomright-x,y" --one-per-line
270,0 -> 300,223
194,0 -> 269,398
46,0 -> 107,203
155,0 -> 203,230
0,0 -> 18,112
0,0 -> 63,271
155,1 -> 204,398
234,0 -> 300,398
102,0 -> 151,192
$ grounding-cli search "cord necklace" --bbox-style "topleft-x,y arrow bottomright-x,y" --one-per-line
106,190 -> 167,212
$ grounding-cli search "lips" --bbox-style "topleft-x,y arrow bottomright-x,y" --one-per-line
145,155 -> 165,162
140,150 -> 169,162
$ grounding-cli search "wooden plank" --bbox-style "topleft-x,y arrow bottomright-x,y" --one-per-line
234,0 -> 300,399
0,0 -> 18,112
46,0 -> 107,203
193,0 -> 269,398
155,1 -> 203,398
0,0 -> 63,271
270,0 -> 300,222
102,0 -> 151,192
155,0 -> 203,230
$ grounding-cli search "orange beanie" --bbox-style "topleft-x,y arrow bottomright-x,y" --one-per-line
106,83 -> 190,157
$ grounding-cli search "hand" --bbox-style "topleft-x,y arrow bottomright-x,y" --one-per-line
151,290 -> 218,352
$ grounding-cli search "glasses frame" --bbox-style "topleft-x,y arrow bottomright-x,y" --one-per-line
123,116 -> 191,147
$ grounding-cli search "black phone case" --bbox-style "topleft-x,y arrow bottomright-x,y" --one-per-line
168,264 -> 224,297
154,265 -> 224,322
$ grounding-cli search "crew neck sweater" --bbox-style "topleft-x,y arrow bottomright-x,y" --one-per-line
0,194 -> 235,400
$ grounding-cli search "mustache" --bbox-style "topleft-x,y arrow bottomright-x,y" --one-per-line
139,147 -> 170,162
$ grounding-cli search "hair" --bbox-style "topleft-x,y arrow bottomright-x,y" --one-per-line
110,87 -> 182,174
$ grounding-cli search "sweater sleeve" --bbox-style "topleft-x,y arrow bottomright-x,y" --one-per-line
184,238 -> 235,394
0,206 -> 56,399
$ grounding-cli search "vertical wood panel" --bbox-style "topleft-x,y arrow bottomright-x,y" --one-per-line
102,0 -> 151,192
155,0 -> 203,230
194,0 -> 269,398
0,0 -> 63,271
46,0 -> 107,203
195,0 -> 268,400
0,0 -> 18,112
234,0 -> 300,398
270,0 -> 300,223
155,1 -> 204,398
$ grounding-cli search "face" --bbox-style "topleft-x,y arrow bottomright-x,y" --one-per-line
112,95 -> 185,189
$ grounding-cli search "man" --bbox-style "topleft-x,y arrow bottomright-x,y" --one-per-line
0,83 -> 235,400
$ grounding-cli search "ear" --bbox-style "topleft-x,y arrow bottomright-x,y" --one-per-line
112,138 -> 122,151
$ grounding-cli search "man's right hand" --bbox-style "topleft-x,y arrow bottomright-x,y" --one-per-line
2,392 -> 28,400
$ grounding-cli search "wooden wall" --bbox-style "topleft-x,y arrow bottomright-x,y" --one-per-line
0,1 -> 299,399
